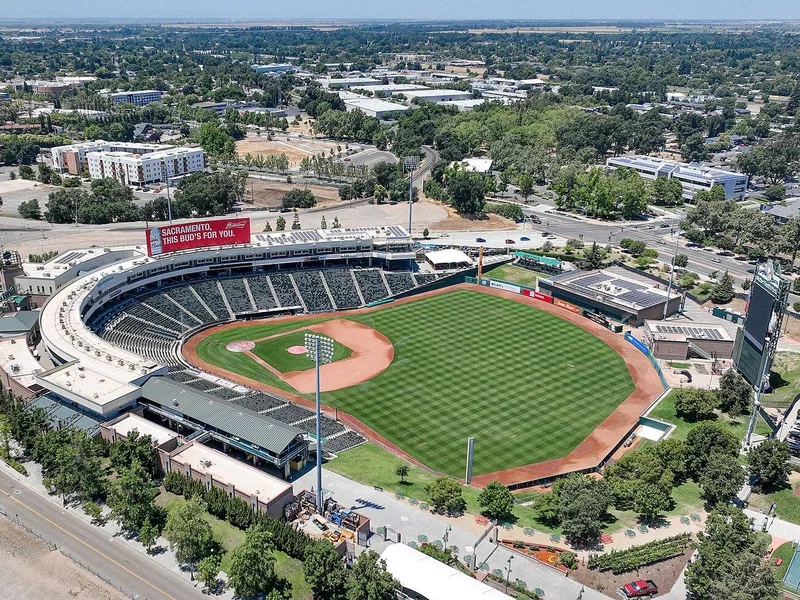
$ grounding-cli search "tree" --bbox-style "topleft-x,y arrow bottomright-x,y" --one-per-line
18,165 -> 34,180
674,253 -> 689,268
748,439 -> 791,489
717,370 -> 752,418
583,242 -> 606,270
163,497 -> 215,565
422,227 -> 429,238
445,167 -> 486,214
686,422 -> 740,476
373,184 -> 387,204
764,183 -> 786,201
173,170 -> 245,217
517,173 -> 535,202
276,216 -> 286,230
283,188 -> 316,209
347,550 -> 400,600
332,217 -> 341,229
477,481 -> 514,522
196,121 -> 236,156
649,177 -> 684,207
110,430 -> 158,477
264,221 -> 273,232
338,184 -> 353,201
700,453 -> 745,507
710,271 -> 735,304
555,475 -> 612,545
674,388 -> 719,421
228,524 -> 281,599
395,464 -> 409,484
196,553 -> 222,593
18,198 -> 41,220
681,133 -> 709,162
321,215 -> 328,229
686,505 -> 780,600
138,516 -> 160,554
634,481 -> 671,521
304,541 -> 347,600
426,476 -> 467,515
291,212 -> 302,230
107,460 -> 158,533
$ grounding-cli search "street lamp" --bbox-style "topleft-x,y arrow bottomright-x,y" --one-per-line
504,555 -> 514,594
403,156 -> 420,234
663,210 -> 686,320
160,163 -> 174,224
305,333 -> 334,514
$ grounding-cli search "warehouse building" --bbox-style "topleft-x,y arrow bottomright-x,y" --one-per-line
251,63 -> 294,74
538,269 -> 681,326
401,89 -> 474,105
606,155 -> 748,201
318,77 -> 381,90
342,97 -> 408,119
350,83 -> 428,97
440,98 -> 486,111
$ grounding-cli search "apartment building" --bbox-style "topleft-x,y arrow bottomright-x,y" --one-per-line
87,146 -> 205,185
110,90 -> 164,106
51,141 -> 172,175
606,155 -> 748,201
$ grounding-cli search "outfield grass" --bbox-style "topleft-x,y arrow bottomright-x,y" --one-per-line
198,290 -> 634,477
251,330 -> 352,373
483,264 -> 543,288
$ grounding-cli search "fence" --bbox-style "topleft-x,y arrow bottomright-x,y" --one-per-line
0,509 -> 137,600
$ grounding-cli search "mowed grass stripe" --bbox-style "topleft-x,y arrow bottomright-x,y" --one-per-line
197,290 -> 634,477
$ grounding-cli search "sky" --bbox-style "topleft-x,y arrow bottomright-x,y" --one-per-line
3,0 -> 800,22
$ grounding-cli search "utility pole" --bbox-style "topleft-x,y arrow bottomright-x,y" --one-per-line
403,156 -> 420,234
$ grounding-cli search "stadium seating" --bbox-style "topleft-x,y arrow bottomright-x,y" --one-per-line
270,273 -> 302,308
384,272 -> 416,296
232,393 -> 286,413
191,281 -> 231,321
322,269 -> 362,309
354,269 -> 390,304
247,276 -> 279,310
165,287 -> 217,324
219,278 -> 254,314
292,271 -> 334,313
413,273 -> 439,286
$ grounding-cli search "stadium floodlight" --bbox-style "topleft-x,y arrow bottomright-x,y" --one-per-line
304,333 -> 335,514
663,210 -> 686,320
403,156 -> 420,234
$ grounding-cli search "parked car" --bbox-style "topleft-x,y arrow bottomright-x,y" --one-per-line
711,258 -> 721,263
541,232 -> 550,237
476,237 -> 486,243
505,239 -> 516,244
520,236 -> 530,241
623,580 -> 659,598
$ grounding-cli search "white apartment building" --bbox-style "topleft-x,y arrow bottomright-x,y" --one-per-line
87,147 -> 205,185
606,155 -> 749,201
51,141 -> 172,175
110,90 -> 164,106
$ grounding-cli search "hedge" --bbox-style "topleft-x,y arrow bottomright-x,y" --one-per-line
163,471 -> 310,559
587,533 -> 691,574
485,202 -> 524,221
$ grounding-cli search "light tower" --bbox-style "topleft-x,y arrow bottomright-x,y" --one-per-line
304,333 -> 334,514
403,155 -> 420,234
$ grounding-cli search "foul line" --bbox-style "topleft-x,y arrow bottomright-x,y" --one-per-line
0,485 -> 177,600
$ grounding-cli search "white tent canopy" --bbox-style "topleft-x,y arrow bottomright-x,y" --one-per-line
381,544 -> 513,600
424,248 -> 473,268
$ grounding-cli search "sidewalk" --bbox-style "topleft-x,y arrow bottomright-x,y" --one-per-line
745,508 -> 800,542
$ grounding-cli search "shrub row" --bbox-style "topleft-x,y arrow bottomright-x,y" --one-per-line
485,202 -> 524,221
587,533 -> 691,574
0,447 -> 27,476
163,471 -> 310,559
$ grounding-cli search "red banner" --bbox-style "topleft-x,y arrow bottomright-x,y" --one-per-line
533,290 -> 553,303
554,298 -> 582,314
146,218 -> 250,256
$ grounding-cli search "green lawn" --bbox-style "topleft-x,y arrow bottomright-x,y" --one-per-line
772,541 -> 796,584
157,492 -> 311,599
483,263 -> 543,288
251,330 -> 352,373
200,289 -> 635,477
764,352 -> 800,409
749,484 -> 800,526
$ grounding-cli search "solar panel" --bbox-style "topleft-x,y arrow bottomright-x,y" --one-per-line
573,273 -> 613,287
612,279 -> 646,291
618,290 -> 663,307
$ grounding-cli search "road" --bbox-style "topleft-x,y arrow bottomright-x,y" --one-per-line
0,466 -> 206,600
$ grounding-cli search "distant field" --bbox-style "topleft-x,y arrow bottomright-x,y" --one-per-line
484,263 -> 544,288
196,290 -> 635,477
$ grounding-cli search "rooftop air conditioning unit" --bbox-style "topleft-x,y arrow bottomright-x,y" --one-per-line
93,392 -> 99,399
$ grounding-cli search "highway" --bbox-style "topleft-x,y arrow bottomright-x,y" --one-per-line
0,467 -> 206,600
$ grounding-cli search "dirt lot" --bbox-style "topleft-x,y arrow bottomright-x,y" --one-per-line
246,178 -> 342,208
571,547 -> 692,598
236,136 -> 339,167
428,201 -> 516,231
0,517 -> 127,600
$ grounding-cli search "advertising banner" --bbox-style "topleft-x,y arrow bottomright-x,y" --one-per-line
146,218 -> 250,257
488,280 -> 521,294
554,298 -> 581,314
583,310 -> 610,328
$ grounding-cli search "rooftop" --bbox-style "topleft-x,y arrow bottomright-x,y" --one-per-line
550,269 -> 669,309
171,442 -> 292,505
343,97 -> 409,114
36,362 -> 141,408
108,413 -> 178,446
608,155 -> 746,181
0,336 -> 45,389
0,310 -> 39,334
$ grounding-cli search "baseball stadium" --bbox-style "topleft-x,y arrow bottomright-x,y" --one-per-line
30,217 -> 663,488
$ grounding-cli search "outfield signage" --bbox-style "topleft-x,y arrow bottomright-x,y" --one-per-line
583,310 -> 609,328
523,289 -> 553,304
146,218 -> 251,257
624,332 -> 650,356
554,298 -> 581,314
488,280 -> 521,294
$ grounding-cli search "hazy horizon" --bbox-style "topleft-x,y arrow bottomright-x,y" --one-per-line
4,1 -> 800,23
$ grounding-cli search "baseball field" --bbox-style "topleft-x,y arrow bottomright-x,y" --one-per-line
189,288 -> 640,478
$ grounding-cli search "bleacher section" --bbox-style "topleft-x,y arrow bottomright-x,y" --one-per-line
354,269 -> 390,304
247,276 -> 279,311
191,281 -> 230,320
384,272 -> 416,296
166,287 -> 217,324
270,273 -> 302,308
322,270 -> 361,310
292,271 -> 333,313
219,279 -> 254,314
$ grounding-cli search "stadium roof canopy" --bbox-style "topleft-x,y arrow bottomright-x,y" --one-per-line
381,544 -> 513,600
514,251 -> 562,267
424,249 -> 473,268
141,377 -> 302,455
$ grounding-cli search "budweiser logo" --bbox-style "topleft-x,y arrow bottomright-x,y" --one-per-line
226,221 -> 247,230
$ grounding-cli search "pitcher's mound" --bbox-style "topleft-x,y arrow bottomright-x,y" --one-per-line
287,345 -> 307,355
226,340 -> 256,352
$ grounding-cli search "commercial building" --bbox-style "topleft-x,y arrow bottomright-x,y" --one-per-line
34,81 -> 71,95
642,320 -> 736,360
87,146 -> 205,185
51,141 -> 172,175
350,83 -> 428,97
538,269 -> 680,326
318,77 -> 381,90
440,98 -> 485,112
606,155 -> 749,201
401,89 -> 474,105
342,97 -> 408,119
251,63 -> 294,74
110,90 -> 164,106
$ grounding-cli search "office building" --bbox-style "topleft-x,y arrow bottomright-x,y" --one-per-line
400,89 -> 474,105
606,155 -> 749,201
342,97 -> 408,119
110,90 -> 164,106
251,63 -> 294,74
